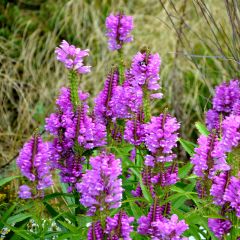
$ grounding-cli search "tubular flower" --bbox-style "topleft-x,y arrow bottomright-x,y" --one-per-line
144,114 -> 180,157
105,211 -> 134,240
218,114 -> 240,153
76,153 -> 123,215
55,40 -> 91,74
191,134 -> 229,178
137,203 -> 163,236
205,109 -> 219,131
130,51 -> 161,90
138,204 -> 188,240
87,221 -> 104,240
94,69 -> 119,123
223,175 -> 240,217
16,135 -> 53,197
46,88 -> 106,190
124,111 -> 145,145
18,185 -> 32,199
109,84 -> 143,119
106,13 -> 133,51
208,218 -> 232,239
151,214 -> 189,240
151,165 -> 179,187
212,80 -> 240,113
210,171 -> 230,206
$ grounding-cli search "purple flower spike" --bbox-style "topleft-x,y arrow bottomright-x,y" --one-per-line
55,40 -> 91,74
213,80 -> 240,113
208,218 -> 232,239
137,203 -> 163,235
87,221 -> 104,240
144,114 -> 180,157
18,185 -> 32,199
77,153 -> 123,215
94,69 -> 119,123
105,211 -> 134,240
151,214 -> 189,240
224,176 -> 240,217
124,114 -> 145,146
206,109 -> 220,131
106,13 -> 134,51
16,135 -> 53,197
130,51 -> 161,90
210,171 -> 230,206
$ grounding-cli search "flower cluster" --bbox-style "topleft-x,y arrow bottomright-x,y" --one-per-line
76,153 -> 123,215
191,79 -> 240,238
106,13 -> 133,51
16,12 -> 190,240
105,211 -> 134,240
208,218 -> 232,239
138,203 -> 188,239
55,40 -> 91,74
16,135 -> 53,198
45,87 -> 106,190
130,51 -> 161,90
144,114 -> 180,157
206,80 -> 240,131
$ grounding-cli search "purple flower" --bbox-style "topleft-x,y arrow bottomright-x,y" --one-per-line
46,87 -> 106,190
130,52 -> 161,90
205,109 -> 220,131
210,171 -> 230,206
124,112 -> 145,145
109,84 -> 143,119
137,203 -> 163,235
219,114 -> 240,153
144,114 -> 180,156
16,135 -> 53,194
105,211 -> 134,240
76,153 -> 123,215
223,175 -> 240,217
191,134 -> 229,178
151,214 -> 188,240
18,185 -> 32,199
151,165 -> 179,187
208,218 -> 232,239
213,80 -> 240,113
106,13 -> 133,51
191,135 -> 213,178
87,221 -> 104,240
138,206 -> 188,240
55,40 -> 91,74
94,69 -> 119,123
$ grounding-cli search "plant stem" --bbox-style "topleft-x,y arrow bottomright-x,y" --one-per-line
118,48 -> 124,85
69,70 -> 79,110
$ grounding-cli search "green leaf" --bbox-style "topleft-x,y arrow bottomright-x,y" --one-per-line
178,162 -> 193,178
57,220 -> 78,232
0,175 -> 20,187
178,138 -> 196,156
130,168 -> 152,203
195,122 -> 209,136
128,201 -> 142,219
7,213 -> 32,225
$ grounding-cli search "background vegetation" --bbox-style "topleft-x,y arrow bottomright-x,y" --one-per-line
1,0 -> 240,202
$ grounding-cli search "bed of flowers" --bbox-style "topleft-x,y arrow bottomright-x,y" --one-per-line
2,12 -> 240,240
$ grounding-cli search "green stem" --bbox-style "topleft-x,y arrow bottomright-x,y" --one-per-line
69,70 -> 79,110
118,48 -> 124,85
143,84 -> 151,122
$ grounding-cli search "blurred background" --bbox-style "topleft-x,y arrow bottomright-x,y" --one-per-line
1,0 -> 240,199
